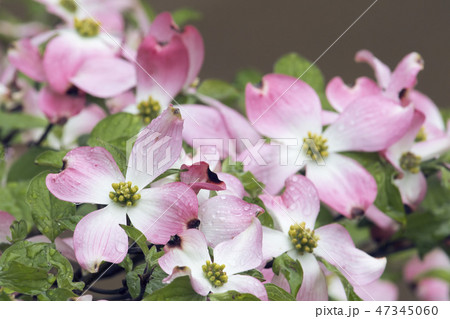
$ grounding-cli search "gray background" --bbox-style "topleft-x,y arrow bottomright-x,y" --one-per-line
152,0 -> 450,108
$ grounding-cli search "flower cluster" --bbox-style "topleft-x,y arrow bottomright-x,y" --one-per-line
0,0 -> 449,302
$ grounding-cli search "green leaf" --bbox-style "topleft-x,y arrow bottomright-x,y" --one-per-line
0,145 -> 6,181
0,261 -> 51,295
7,147 -> 49,182
419,174 -> 450,216
221,157 -> 244,174
26,171 -> 76,241
35,150 -> 67,169
58,215 -> 83,232
240,171 -> 265,198
126,271 -> 142,299
415,269 -> 450,283
0,241 -> 83,294
76,203 -> 97,216
139,0 -> 156,20
344,152 -> 406,225
209,290 -> 260,301
222,158 -> 265,198
144,276 -> 206,301
0,112 -> 47,130
172,8 -> 202,27
234,68 -> 263,91
118,255 -> 134,273
8,219 -> 28,243
317,257 -> 362,301
264,283 -> 295,301
0,182 -> 34,229
272,253 -> 303,298
120,225 -> 149,257
244,196 -> 273,228
234,68 -> 263,113
146,245 -> 164,268
144,265 -> 167,295
439,165 -> 450,190
405,212 -> 450,256
237,269 -> 265,282
88,112 -> 142,153
274,53 -> 324,92
197,79 -> 240,106
0,290 -> 13,301
39,288 -> 77,301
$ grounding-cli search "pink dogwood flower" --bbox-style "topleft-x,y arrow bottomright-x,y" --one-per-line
404,249 -> 450,301
154,142 -> 246,201
34,0 -> 134,35
384,111 -> 450,208
261,175 -> 386,300
327,50 -> 423,111
8,36 -> 124,123
326,50 -> 446,141
179,158 -> 246,199
245,74 -> 414,217
45,107 -> 199,272
159,219 -> 268,300
8,38 -> 86,123
46,104 -> 106,149
139,145 -> 262,248
124,12 -> 204,121
178,160 -> 264,248
9,21 -> 136,99
179,161 -> 226,194
148,12 -> 204,91
181,93 -> 261,159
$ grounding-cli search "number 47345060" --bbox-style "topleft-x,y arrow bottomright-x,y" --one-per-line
375,306 -> 438,316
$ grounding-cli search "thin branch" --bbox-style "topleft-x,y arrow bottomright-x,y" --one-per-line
34,123 -> 53,146
1,129 -> 19,147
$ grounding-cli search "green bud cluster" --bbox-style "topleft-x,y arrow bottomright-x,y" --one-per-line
137,97 -> 161,124
202,260 -> 228,287
400,152 -> 421,174
60,0 -> 77,13
288,222 -> 319,255
109,181 -> 141,206
304,132 -> 329,160
74,18 -> 100,37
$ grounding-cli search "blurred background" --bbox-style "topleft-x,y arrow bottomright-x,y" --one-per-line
2,0 -> 449,107
151,0 -> 450,108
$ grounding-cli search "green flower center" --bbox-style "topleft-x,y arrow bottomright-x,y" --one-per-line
74,18 -> 100,37
137,97 -> 161,124
415,127 -> 427,142
60,0 -> 77,13
202,260 -> 228,287
303,132 -> 329,160
109,181 -> 141,206
400,152 -> 421,174
288,222 -> 319,255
